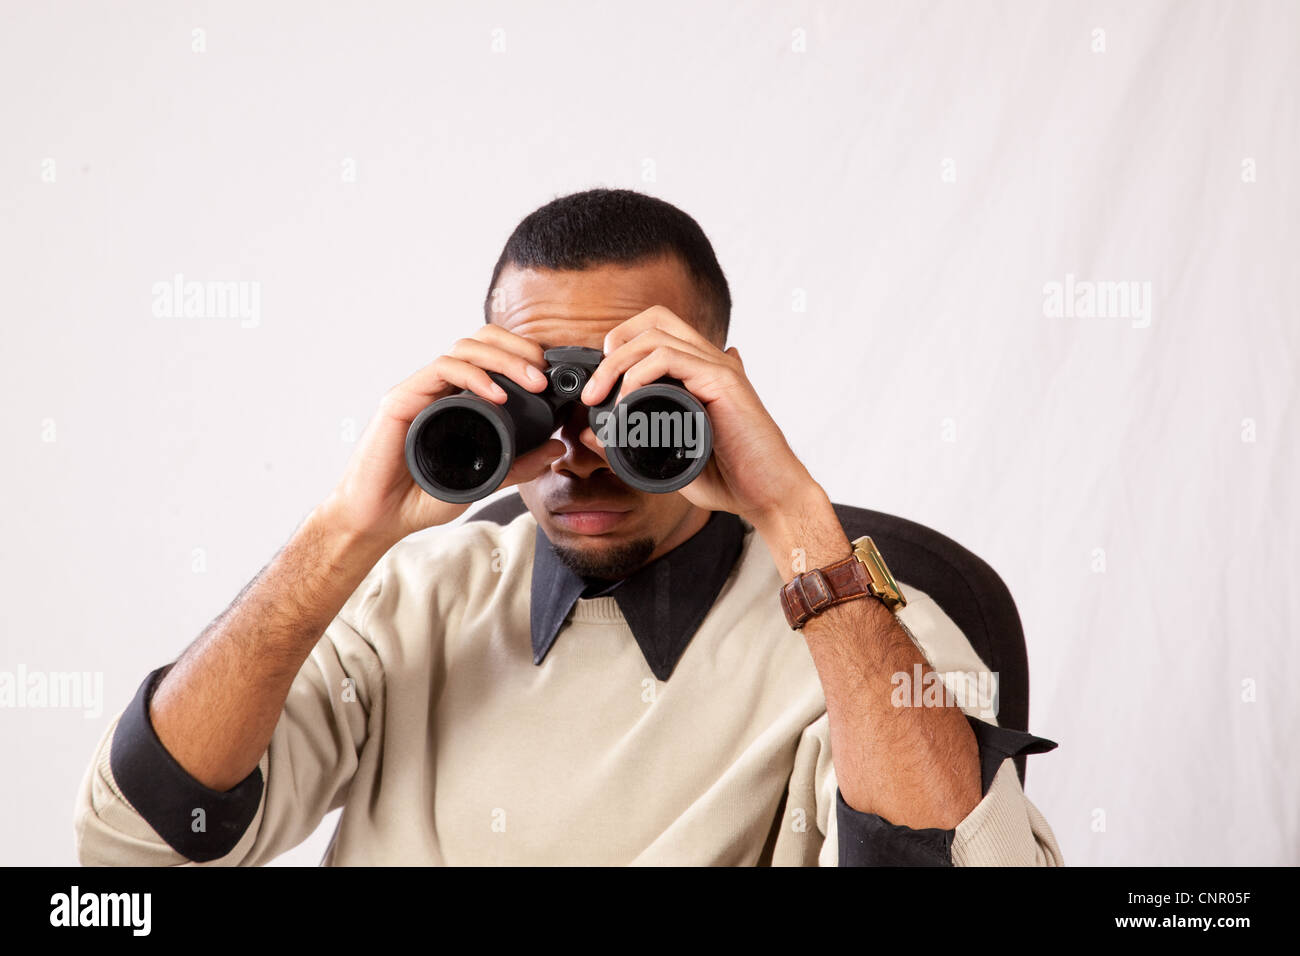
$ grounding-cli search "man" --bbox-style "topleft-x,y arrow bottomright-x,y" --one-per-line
75,188 -> 1062,866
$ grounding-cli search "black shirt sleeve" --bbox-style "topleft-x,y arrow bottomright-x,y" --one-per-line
108,666 -> 265,862
835,714 -> 1058,866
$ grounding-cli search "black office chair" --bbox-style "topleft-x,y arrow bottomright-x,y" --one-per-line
468,494 -> 1035,785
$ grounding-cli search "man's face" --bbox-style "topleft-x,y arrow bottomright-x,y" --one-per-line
491,254 -> 717,579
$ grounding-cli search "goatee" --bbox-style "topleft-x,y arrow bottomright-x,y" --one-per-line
549,537 -> 657,581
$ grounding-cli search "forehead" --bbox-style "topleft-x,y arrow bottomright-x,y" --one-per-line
489,254 -> 701,349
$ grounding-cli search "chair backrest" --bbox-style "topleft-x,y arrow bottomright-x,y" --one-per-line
467,494 -> 1033,784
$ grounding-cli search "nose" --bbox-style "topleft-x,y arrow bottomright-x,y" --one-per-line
549,401 -> 609,481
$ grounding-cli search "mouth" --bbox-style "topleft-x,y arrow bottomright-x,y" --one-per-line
549,502 -> 634,535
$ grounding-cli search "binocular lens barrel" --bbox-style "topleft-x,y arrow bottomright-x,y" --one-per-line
599,386 -> 711,493
405,396 -> 515,503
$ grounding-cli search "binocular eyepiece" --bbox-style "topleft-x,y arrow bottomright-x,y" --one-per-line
405,346 -> 713,503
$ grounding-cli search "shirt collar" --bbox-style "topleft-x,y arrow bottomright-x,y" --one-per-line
530,510 -> 747,681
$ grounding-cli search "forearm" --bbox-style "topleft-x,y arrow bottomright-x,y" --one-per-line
752,485 -> 981,829
149,496 -> 392,791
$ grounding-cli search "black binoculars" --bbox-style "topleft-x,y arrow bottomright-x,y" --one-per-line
405,346 -> 713,503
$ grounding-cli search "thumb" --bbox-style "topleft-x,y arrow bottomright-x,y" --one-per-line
504,439 -> 566,486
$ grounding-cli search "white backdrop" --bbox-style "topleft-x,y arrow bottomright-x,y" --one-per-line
1,1 -> 1295,866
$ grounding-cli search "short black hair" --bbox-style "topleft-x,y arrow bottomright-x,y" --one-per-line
483,188 -> 731,344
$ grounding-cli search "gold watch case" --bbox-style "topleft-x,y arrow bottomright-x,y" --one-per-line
851,536 -> 907,612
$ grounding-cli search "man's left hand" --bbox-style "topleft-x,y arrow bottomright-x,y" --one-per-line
579,305 -> 826,531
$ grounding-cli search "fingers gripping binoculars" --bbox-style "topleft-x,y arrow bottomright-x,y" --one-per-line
405,346 -> 713,503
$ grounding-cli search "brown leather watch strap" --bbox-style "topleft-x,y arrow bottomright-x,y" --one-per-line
779,551 -> 872,629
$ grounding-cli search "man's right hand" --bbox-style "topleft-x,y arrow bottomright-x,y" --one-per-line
143,324 -> 565,793
321,324 -> 566,549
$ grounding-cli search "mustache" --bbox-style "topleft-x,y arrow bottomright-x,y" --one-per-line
541,475 -> 639,512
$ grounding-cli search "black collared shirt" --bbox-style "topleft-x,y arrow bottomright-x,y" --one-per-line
531,510 -> 746,681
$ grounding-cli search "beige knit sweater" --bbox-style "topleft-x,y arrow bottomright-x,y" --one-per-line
75,510 -> 1063,866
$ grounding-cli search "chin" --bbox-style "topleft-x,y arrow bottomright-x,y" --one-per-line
546,532 -> 657,580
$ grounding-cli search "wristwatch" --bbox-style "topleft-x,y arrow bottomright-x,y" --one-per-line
779,535 -> 907,630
